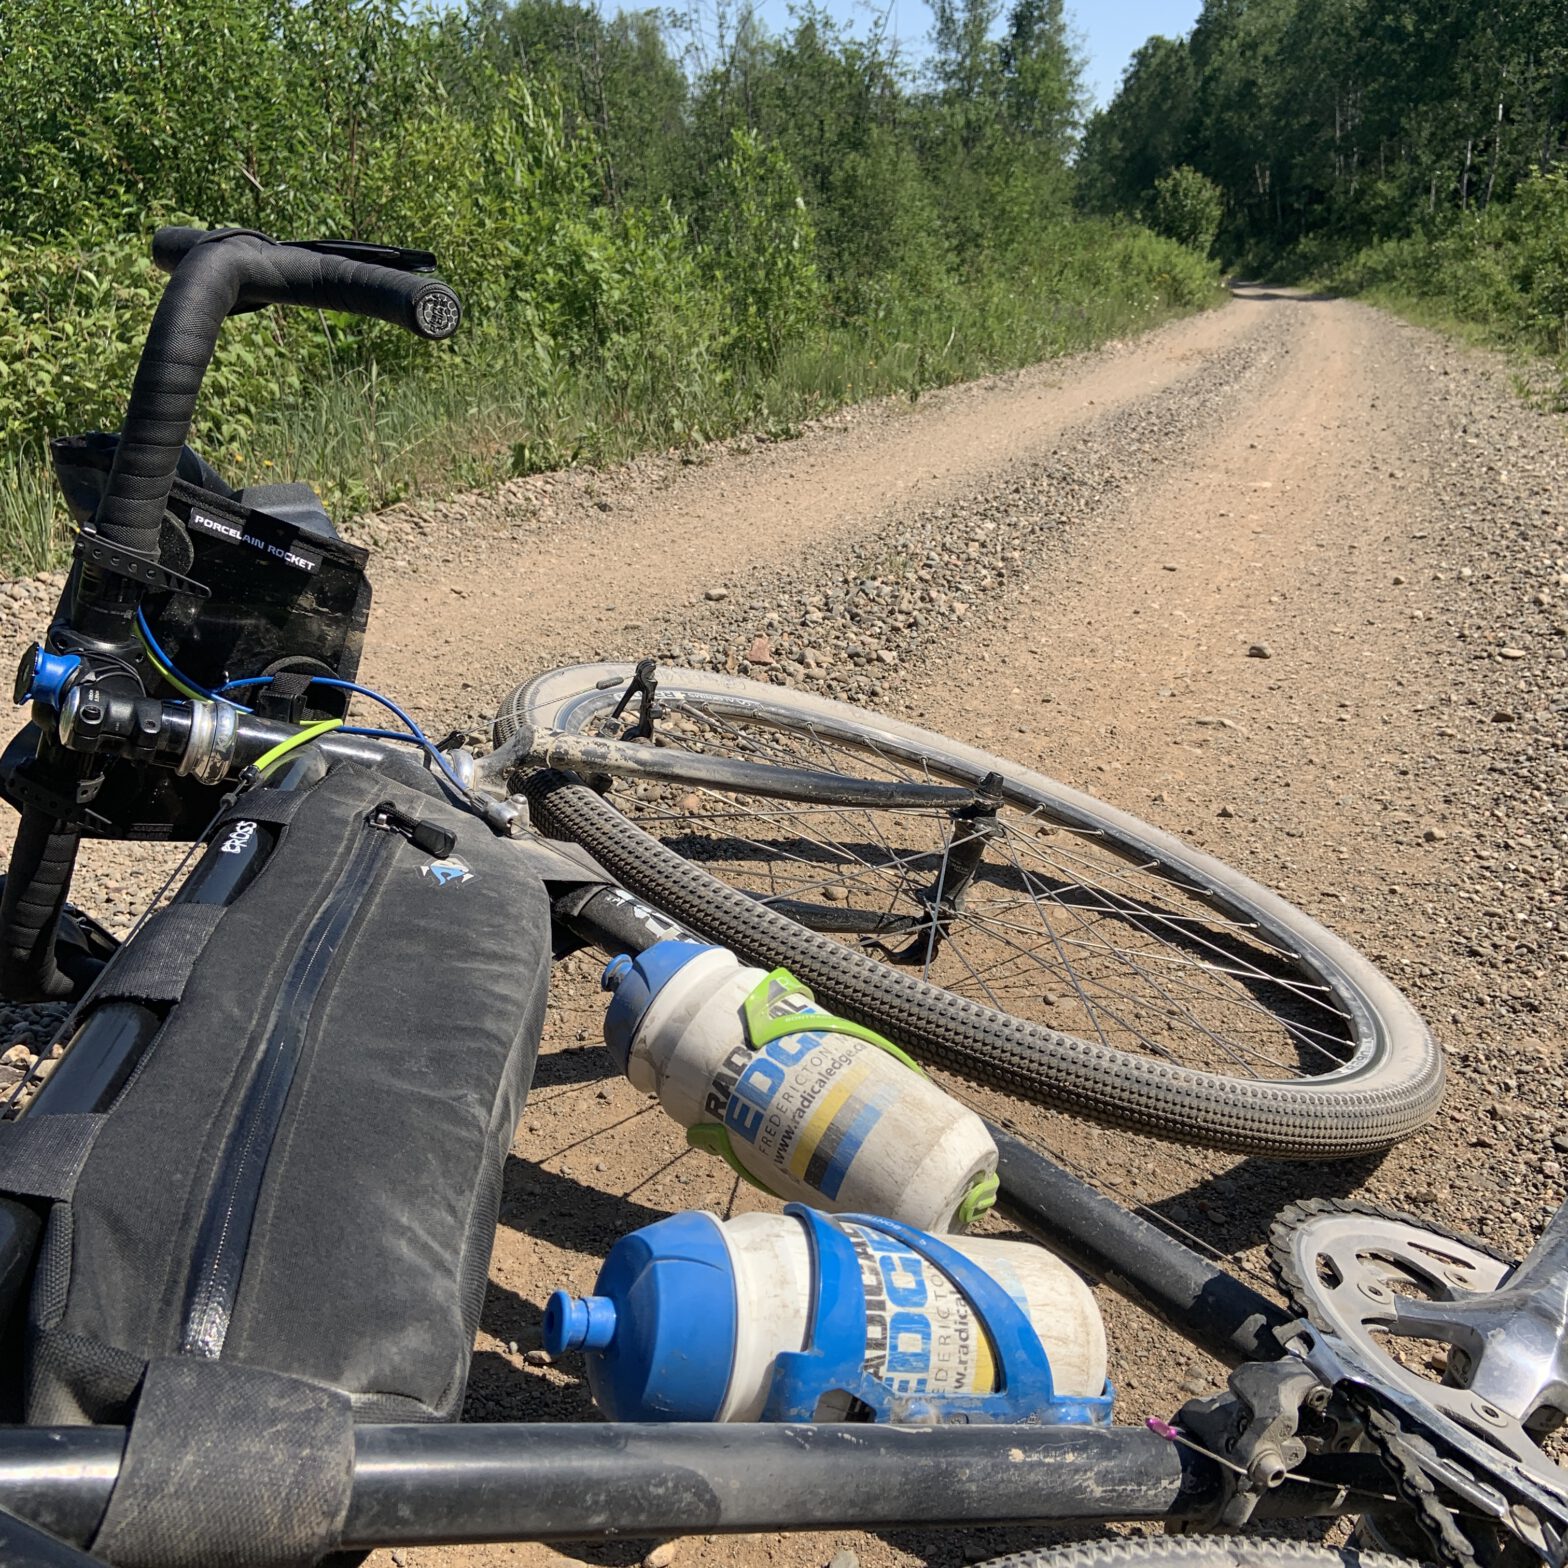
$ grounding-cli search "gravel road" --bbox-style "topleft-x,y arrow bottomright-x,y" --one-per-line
0,286 -> 1563,1568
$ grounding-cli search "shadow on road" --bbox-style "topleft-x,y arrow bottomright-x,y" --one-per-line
1228,282 -> 1341,303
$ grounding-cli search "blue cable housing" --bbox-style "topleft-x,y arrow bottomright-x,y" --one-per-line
135,609 -> 253,712
221,674 -> 464,791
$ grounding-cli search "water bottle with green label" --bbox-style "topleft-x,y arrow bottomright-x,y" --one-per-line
600,941 -> 999,1231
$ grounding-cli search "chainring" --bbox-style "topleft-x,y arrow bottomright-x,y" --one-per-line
1270,1197 -> 1567,1567
1270,1198 -> 1518,1445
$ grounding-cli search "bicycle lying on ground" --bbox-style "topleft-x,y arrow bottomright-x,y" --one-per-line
0,227 -> 1559,1568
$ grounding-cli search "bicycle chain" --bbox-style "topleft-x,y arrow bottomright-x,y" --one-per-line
1269,1198 -> 1502,1568
1357,1398 -> 1484,1568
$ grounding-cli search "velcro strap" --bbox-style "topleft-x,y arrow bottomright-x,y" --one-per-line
265,671 -> 315,704
214,789 -> 307,829
0,1112 -> 104,1201
94,904 -> 224,1006
92,1359 -> 354,1568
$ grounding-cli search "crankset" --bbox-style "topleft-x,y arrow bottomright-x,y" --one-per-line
1269,1197 -> 1568,1568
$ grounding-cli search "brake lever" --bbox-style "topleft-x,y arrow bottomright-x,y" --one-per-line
287,238 -> 440,274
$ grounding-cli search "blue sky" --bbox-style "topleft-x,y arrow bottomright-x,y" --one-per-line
727,0 -> 1203,107
1070,1 -> 1203,105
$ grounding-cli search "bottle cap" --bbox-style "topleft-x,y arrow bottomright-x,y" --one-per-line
547,1211 -> 739,1421
600,940 -> 713,1071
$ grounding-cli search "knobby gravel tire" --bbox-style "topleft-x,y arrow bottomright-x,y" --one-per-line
968,1540 -> 1419,1568
507,666 -> 1442,1158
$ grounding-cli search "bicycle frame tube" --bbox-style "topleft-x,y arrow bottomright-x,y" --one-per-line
481,724 -> 981,809
990,1128 -> 1295,1367
0,1420 -> 1384,1550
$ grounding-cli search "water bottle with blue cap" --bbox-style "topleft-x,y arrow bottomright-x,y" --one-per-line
543,1206 -> 1112,1425
600,941 -> 1000,1232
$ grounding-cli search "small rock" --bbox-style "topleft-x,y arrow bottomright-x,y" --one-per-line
703,587 -> 728,602
823,884 -> 850,903
391,1551 -> 408,1567
1245,642 -> 1273,659
828,1553 -> 860,1568
1423,826 -> 1446,842
747,633 -> 774,666
507,1340 -> 519,1355
0,1044 -> 31,1067
1491,710 -> 1518,723
1217,804 -> 1236,818
595,498 -> 613,512
644,1543 -> 680,1568
1498,647 -> 1525,660
1162,563 -> 1178,572
1392,574 -> 1406,586
525,1348 -> 552,1366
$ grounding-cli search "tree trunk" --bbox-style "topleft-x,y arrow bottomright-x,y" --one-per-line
1483,97 -> 1503,211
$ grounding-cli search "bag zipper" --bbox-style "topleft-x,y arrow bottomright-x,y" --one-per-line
179,807 -> 410,1358
369,799 -> 455,859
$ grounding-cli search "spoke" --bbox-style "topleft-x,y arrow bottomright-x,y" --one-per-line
1001,824 -> 1348,1019
575,691 -> 1361,1083
948,904 -> 1354,1069
936,923 -> 1010,1013
988,830 -> 1280,1077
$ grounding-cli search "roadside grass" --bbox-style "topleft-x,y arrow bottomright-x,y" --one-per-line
0,455 -> 69,579
0,231 -> 1223,578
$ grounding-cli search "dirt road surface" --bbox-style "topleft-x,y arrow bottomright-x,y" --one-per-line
1,287 -> 1564,1568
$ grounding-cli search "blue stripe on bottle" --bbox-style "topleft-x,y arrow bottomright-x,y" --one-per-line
805,1084 -> 895,1199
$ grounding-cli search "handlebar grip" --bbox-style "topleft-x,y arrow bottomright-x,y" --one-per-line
150,226 -> 252,274
0,809 -> 81,1002
93,231 -> 461,561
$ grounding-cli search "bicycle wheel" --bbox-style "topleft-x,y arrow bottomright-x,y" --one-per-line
500,664 -> 1441,1158
968,1541 -> 1416,1568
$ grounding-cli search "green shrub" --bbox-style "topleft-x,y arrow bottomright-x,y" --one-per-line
0,0 -> 1229,574
1151,166 -> 1224,257
0,233 -> 312,454
1325,170 -> 1568,364
705,129 -> 824,369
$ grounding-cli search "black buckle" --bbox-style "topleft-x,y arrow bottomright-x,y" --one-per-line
74,525 -> 210,599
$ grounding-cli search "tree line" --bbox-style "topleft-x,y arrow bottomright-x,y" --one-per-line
0,0 -> 1218,514
1080,0 -> 1568,254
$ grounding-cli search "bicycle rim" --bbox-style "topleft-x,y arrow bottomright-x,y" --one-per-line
502,665 -> 1442,1157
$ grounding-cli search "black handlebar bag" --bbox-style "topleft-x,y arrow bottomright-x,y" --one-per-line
11,759 -> 550,1428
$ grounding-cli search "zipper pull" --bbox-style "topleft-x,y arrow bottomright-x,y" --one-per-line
370,801 -> 456,859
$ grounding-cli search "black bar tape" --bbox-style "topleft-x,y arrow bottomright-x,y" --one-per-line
96,232 -> 460,558
0,810 -> 82,1002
